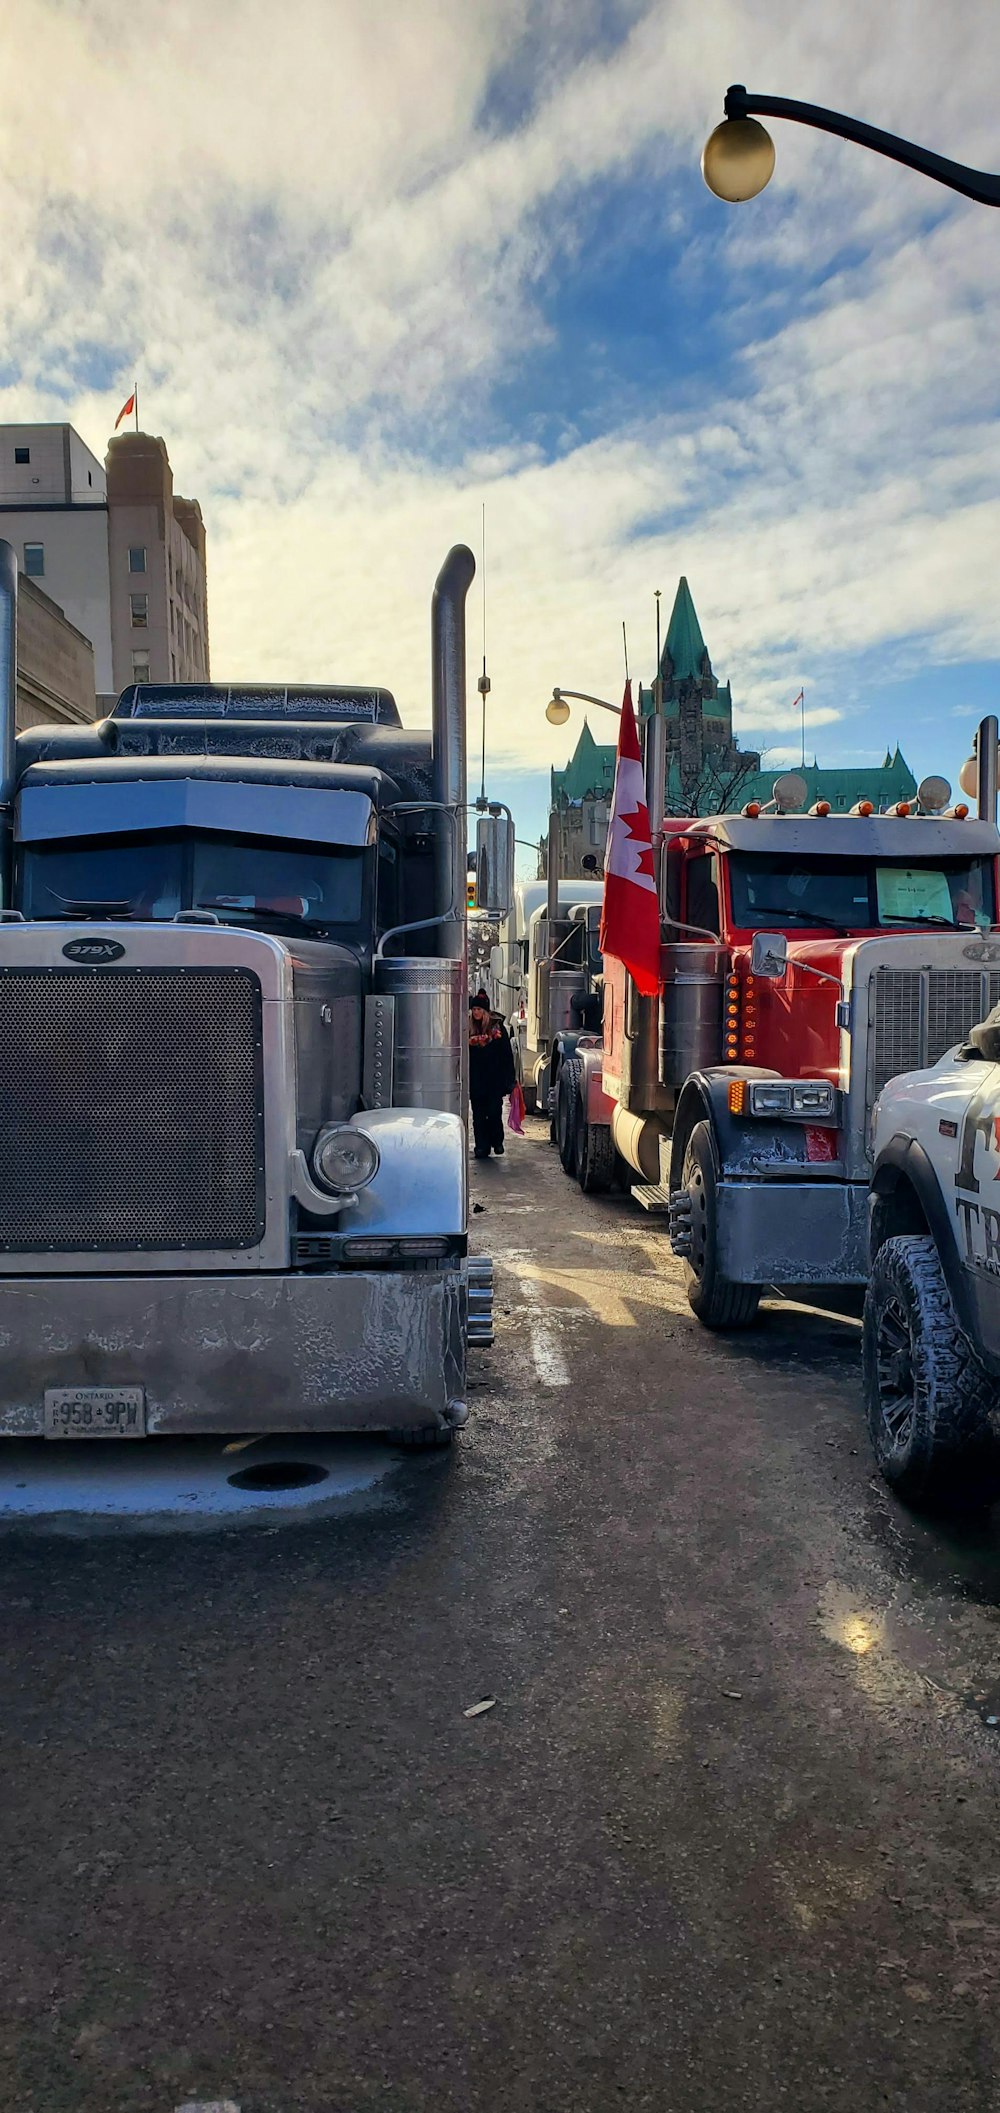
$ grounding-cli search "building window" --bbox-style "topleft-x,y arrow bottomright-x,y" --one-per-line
130,592 -> 148,627
129,545 -> 146,574
131,651 -> 150,684
23,543 -> 44,578
14,447 -> 29,466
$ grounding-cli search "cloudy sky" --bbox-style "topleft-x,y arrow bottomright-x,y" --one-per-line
3,0 -> 999,861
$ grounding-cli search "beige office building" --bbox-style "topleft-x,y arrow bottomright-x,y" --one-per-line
106,432 -> 209,695
0,423 -> 209,703
15,576 -> 95,729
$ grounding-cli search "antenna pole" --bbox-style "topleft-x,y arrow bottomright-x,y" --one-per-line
477,501 -> 490,801
622,620 -> 629,685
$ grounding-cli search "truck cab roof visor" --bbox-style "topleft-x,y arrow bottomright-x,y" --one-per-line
17,778 -> 376,849
683,815 -> 1000,856
112,682 -> 402,726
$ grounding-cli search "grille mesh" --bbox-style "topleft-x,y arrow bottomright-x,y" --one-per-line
870,965 -> 1000,1101
0,968 -> 264,1252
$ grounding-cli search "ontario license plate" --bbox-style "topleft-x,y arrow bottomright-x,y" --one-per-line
43,1387 -> 146,1439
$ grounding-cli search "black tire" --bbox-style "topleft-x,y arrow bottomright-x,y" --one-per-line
680,1121 -> 761,1329
556,1061 -> 582,1175
862,1235 -> 999,1503
575,1112 -> 615,1195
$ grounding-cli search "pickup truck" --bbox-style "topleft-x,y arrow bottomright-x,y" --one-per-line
865,996 -> 1000,1501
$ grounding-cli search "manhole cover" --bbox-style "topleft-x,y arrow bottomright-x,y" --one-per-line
227,1462 -> 330,1492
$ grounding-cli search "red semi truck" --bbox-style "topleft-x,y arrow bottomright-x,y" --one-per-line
552,739 -> 1000,1329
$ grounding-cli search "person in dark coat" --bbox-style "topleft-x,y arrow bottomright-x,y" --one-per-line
468,989 -> 516,1159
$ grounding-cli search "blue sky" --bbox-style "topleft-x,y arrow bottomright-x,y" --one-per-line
2,0 -> 999,873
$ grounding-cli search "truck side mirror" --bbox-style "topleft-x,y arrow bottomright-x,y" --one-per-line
750,931 -> 788,980
475,812 -> 515,918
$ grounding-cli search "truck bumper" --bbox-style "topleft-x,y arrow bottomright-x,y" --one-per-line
715,1181 -> 869,1286
0,1270 -> 467,1437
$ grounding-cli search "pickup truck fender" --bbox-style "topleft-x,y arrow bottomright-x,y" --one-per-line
870,1134 -> 983,1355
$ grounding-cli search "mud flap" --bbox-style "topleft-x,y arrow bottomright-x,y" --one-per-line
714,1182 -> 869,1285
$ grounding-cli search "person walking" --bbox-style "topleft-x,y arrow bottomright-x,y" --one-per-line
468,989 -> 516,1160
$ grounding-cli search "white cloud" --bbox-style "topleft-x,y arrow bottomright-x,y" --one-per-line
0,0 -> 998,803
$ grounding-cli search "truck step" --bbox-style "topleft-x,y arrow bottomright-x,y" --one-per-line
632,1182 -> 673,1214
467,1255 -> 494,1347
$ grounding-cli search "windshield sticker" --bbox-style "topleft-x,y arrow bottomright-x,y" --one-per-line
876,866 -> 954,923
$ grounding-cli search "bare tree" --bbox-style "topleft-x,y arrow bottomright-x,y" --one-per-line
666,746 -> 765,818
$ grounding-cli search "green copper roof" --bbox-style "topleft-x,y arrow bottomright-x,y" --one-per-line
662,577 -> 707,683
717,753 -> 918,813
553,722 -> 918,818
550,717 -> 617,804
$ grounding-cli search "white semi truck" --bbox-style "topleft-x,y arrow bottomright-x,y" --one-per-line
0,540 -> 512,1447
489,833 -> 603,1111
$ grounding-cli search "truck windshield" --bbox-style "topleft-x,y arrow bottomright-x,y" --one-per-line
728,853 -> 995,933
21,832 -> 366,938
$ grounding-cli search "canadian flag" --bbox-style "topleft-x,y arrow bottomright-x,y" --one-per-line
114,391 -> 136,431
599,680 -> 661,997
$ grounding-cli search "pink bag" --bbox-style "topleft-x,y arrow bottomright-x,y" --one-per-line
507,1082 -> 526,1135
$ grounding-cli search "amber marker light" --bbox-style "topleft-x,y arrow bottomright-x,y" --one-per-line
728,1080 -> 748,1113
895,802 -> 911,817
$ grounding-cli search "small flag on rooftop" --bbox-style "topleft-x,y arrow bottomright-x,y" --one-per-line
115,389 -> 137,431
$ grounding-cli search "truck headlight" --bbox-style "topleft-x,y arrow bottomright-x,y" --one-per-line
312,1125 -> 380,1194
747,1080 -> 835,1119
748,1082 -> 792,1115
791,1082 -> 835,1116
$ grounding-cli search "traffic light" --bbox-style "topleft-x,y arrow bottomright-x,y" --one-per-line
467,876 -> 477,911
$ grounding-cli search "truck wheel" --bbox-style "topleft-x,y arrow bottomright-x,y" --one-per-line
556,1061 -> 582,1175
680,1121 -> 760,1329
575,1113 -> 615,1195
862,1235 -> 999,1504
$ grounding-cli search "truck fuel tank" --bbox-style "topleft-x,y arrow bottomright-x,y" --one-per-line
659,944 -> 726,1088
372,956 -> 465,1117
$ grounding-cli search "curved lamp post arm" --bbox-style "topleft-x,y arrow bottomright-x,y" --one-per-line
723,83 -> 1000,207
548,687 -> 622,717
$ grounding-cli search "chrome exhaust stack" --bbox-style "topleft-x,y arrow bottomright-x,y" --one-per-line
431,544 -> 476,960
976,715 -> 999,827
0,541 -> 17,905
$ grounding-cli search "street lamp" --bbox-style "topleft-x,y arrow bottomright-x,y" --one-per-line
702,84 -> 1000,207
545,686 -> 622,726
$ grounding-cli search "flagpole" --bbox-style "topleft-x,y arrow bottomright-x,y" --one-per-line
800,688 -> 805,771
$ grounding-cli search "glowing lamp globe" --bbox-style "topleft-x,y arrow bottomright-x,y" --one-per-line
545,691 -> 571,726
702,116 -> 776,202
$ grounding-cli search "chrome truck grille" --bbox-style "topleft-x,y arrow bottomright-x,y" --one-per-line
869,965 -> 1000,1101
0,967 -> 265,1252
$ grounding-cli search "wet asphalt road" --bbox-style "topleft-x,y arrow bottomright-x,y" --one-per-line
3,1121 -> 1000,2111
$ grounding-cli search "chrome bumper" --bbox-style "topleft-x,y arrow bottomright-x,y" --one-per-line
0,1269 -> 467,1436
